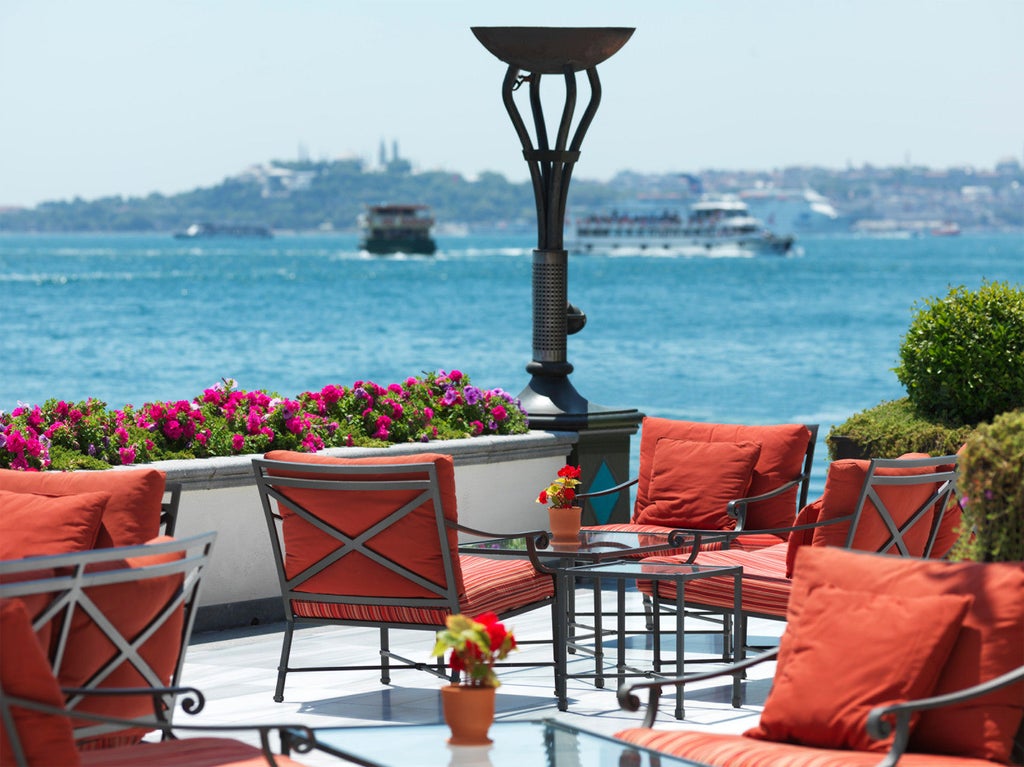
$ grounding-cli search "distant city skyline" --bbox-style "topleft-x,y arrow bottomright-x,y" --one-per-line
1,0 -> 1021,208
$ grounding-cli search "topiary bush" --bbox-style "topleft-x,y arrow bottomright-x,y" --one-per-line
826,398 -> 974,459
951,408 -> 1024,562
894,280 -> 1024,426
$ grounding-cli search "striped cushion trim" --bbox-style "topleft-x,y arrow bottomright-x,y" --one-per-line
613,730 -> 1000,767
637,543 -> 791,616
79,736 -> 309,767
584,524 -> 780,556
293,555 -> 553,625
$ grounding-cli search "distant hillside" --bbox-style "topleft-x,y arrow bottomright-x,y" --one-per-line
0,158 -> 623,234
1,155 -> 1021,232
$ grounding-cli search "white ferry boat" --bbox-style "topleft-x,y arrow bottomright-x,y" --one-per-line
359,204 -> 437,255
571,196 -> 794,256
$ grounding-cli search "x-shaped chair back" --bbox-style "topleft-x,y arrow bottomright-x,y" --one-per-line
254,458 -> 464,621
0,532 -> 215,742
845,455 -> 958,557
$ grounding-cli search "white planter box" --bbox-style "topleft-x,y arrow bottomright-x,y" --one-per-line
152,431 -> 576,630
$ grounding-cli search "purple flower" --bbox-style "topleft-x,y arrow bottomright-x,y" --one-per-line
464,386 -> 482,405
442,387 -> 459,406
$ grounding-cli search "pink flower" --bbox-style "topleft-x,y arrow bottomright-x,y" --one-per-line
119,446 -> 136,465
231,434 -> 246,451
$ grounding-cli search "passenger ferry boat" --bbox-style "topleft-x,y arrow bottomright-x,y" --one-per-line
571,196 -> 794,256
359,204 -> 437,255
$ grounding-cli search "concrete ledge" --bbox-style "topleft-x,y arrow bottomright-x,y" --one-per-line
150,430 -> 578,490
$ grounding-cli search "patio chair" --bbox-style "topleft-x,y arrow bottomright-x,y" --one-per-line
253,451 -> 557,702
1,596 -> 320,766
616,545 -> 1024,767
580,418 -> 818,554
0,532 -> 215,752
637,453 -> 960,663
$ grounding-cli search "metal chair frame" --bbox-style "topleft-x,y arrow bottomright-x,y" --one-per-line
647,454 -> 960,665
253,457 -> 556,702
0,531 -> 215,742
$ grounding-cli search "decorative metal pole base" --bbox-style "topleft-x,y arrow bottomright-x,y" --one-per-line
474,27 -> 642,523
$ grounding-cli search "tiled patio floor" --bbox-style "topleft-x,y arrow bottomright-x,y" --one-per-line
174,587 -> 783,765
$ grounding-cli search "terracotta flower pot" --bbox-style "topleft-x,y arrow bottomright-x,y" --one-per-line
441,684 -> 496,745
548,505 -> 582,544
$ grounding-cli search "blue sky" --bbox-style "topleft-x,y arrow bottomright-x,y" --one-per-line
1,0 -> 1021,207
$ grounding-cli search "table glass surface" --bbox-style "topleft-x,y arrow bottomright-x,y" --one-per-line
565,561 -> 743,579
306,719 -> 703,766
459,530 -> 693,562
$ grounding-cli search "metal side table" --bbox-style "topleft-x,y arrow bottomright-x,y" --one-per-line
560,560 -> 745,720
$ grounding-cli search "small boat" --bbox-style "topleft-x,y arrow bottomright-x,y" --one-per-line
174,222 -> 272,239
930,222 -> 961,237
358,204 -> 437,255
571,195 -> 794,256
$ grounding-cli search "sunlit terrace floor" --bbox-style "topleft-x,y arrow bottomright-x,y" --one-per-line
173,586 -> 783,766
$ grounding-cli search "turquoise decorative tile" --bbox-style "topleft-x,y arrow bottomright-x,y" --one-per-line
587,461 -> 620,524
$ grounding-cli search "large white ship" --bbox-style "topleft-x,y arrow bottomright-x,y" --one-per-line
739,187 -> 847,235
570,196 -> 794,256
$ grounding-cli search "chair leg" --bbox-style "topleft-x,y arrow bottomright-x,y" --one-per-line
380,627 -> 391,685
274,621 -> 294,702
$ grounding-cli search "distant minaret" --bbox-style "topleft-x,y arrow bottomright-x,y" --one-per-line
392,139 -> 399,163
378,139 -> 387,169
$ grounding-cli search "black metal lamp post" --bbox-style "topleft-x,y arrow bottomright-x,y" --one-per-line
473,27 -> 643,524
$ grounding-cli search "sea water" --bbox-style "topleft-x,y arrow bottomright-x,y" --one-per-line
3,231 -> 1022,493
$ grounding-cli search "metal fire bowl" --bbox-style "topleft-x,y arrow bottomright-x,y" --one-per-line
471,27 -> 634,74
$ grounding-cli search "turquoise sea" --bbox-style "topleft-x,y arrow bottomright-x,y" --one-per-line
3,231 -> 1022,493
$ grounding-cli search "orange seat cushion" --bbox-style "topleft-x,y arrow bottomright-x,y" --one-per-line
263,451 -> 465,601
747,584 -> 971,752
292,554 -> 553,626
0,490 -> 109,558
0,598 -> 82,767
635,439 -> 761,530
639,543 -> 792,617
635,419 -> 810,532
614,729 -> 1006,766
788,546 -> 1024,764
0,467 -> 166,548
78,737 -> 311,766
56,536 -> 185,742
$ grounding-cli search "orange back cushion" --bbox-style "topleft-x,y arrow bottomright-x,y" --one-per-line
0,599 -> 82,767
636,418 -> 810,531
787,546 -> 1024,763
747,583 -> 971,752
635,439 -> 761,529
0,468 -> 166,548
809,454 -> 943,554
57,536 -> 185,738
263,451 -> 464,601
0,490 -> 109,558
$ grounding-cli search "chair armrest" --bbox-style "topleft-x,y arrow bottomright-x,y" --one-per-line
618,648 -> 779,727
576,476 -> 639,500
866,664 -> 1024,767
727,474 -> 805,530
5,684 -> 317,765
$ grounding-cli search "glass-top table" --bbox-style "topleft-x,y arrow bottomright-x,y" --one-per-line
458,529 -> 717,570
294,718 -> 705,766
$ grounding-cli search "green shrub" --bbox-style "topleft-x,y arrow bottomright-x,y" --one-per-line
895,280 -> 1024,426
952,409 -> 1024,562
826,398 -> 975,460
